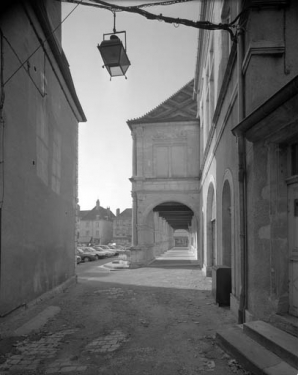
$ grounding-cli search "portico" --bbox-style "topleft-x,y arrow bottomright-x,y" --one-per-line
127,81 -> 200,266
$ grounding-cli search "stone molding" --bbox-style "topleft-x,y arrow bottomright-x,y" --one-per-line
242,41 -> 285,74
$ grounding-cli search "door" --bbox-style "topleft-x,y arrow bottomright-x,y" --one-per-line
211,219 -> 216,266
288,182 -> 298,317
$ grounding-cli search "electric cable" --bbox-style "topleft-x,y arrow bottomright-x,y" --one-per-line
3,0 -> 84,86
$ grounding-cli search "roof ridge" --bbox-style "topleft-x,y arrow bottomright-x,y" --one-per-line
127,79 -> 194,125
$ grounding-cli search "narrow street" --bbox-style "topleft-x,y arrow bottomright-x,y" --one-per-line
0,251 -> 250,375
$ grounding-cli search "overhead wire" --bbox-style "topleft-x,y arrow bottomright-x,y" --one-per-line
61,0 -> 240,41
3,0 -> 84,86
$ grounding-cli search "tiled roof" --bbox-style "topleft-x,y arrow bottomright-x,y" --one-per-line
80,206 -> 115,221
127,80 -> 197,126
79,210 -> 89,219
117,208 -> 132,218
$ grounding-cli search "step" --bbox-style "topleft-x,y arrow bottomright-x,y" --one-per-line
216,325 -> 297,375
269,313 -> 298,337
243,320 -> 298,369
147,260 -> 200,268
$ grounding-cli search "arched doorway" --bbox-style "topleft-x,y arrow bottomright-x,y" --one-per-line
222,180 -> 232,267
206,183 -> 216,275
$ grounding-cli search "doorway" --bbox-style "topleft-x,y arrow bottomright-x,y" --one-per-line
288,182 -> 298,317
222,180 -> 232,267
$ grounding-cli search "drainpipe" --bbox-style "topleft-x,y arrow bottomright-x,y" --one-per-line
236,4 -> 248,324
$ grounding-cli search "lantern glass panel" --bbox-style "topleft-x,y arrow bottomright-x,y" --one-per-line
99,43 -> 121,65
109,66 -> 124,77
119,48 -> 130,72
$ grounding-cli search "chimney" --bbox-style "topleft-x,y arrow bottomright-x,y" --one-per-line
96,199 -> 100,210
116,208 -> 120,217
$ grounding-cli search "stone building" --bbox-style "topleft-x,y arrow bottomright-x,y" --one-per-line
78,200 -> 115,245
113,208 -> 132,246
127,81 -> 200,264
194,0 -> 298,332
127,0 -> 298,338
0,0 -> 86,315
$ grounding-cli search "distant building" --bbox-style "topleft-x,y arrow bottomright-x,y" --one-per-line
78,200 -> 115,245
174,229 -> 189,248
113,208 -> 132,246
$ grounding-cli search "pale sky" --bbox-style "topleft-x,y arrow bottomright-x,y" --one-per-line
61,0 -> 200,214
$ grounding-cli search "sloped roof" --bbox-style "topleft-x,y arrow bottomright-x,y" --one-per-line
79,210 -> 89,219
117,208 -> 132,219
80,206 -> 115,221
127,80 -> 197,127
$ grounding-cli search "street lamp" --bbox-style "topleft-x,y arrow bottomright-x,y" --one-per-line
97,12 -> 130,79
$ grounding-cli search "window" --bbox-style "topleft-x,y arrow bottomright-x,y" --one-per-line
86,230 -> 90,236
155,144 -> 186,177
171,145 -> 185,177
156,146 -> 169,177
86,221 -> 90,227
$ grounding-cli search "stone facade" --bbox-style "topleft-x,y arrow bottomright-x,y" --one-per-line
0,0 -> 86,315
127,81 -> 200,265
113,208 -> 132,246
78,200 -> 115,245
195,0 -> 298,329
128,0 -> 298,331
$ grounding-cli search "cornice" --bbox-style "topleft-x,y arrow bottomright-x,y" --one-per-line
242,41 -> 285,74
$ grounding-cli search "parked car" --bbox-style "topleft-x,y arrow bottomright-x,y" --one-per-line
76,255 -> 81,264
88,246 -> 107,259
106,244 -> 119,255
77,247 -> 97,262
98,245 -> 111,250
111,245 -> 128,254
93,245 -> 115,257
82,246 -> 106,260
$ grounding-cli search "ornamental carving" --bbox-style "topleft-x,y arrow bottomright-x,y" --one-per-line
153,130 -> 187,140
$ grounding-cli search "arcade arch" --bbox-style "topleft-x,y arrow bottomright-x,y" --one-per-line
206,182 -> 216,275
136,197 -> 199,260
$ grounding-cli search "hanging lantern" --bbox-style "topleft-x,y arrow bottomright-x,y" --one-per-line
97,12 -> 130,78
98,32 -> 130,78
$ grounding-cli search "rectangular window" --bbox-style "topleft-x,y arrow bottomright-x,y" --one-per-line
86,230 -> 90,236
171,145 -> 185,177
156,146 -> 169,177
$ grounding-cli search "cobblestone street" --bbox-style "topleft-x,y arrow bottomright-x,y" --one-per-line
0,259 -> 250,375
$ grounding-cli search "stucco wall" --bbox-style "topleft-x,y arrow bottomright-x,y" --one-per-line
244,3 -> 298,116
246,142 -> 289,320
0,3 -> 82,315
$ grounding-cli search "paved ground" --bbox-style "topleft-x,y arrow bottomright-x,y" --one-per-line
0,249 -> 250,375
